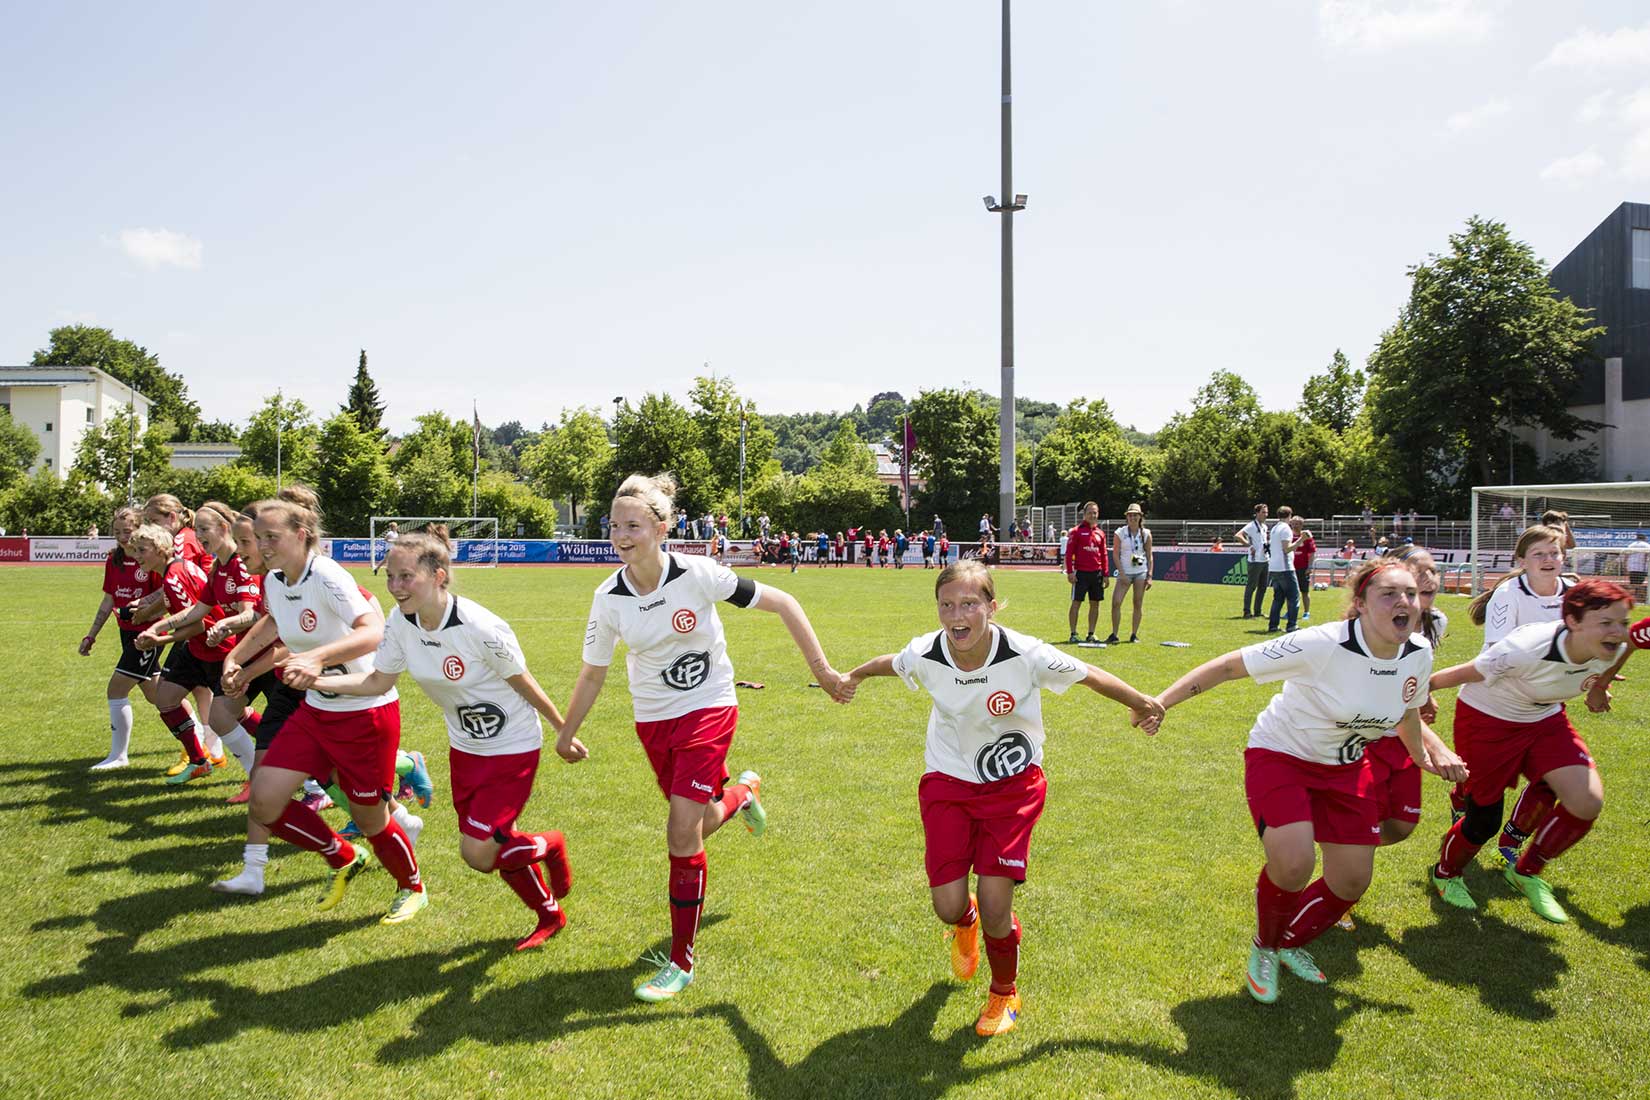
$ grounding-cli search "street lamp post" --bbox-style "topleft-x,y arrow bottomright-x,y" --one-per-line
982,0 -> 1026,546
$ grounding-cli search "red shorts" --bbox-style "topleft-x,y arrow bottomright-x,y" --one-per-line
262,700 -> 401,805
1365,735 -> 1422,825
450,747 -> 540,841
1244,747 -> 1380,846
1454,699 -> 1595,807
634,706 -> 736,803
918,765 -> 1048,887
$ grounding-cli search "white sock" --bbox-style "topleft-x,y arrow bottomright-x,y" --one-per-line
244,842 -> 269,868
202,729 -> 224,758
106,699 -> 133,760
303,778 -> 326,797
391,804 -> 412,828
220,725 -> 256,773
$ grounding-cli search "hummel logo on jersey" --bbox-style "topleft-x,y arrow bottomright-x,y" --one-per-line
955,675 -> 989,685
639,597 -> 666,611
1045,658 -> 1078,675
690,780 -> 714,794
1368,668 -> 1397,676
466,816 -> 491,832
1260,638 -> 1302,660
418,638 -> 443,647
662,651 -> 712,691
997,856 -> 1026,869
283,593 -> 303,601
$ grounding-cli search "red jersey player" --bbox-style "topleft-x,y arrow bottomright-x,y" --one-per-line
1064,502 -> 1109,644
79,506 -> 164,770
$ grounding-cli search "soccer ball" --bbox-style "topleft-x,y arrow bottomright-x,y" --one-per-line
1312,582 -> 1328,591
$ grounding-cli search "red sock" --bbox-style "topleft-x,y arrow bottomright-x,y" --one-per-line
982,913 -> 1022,995
1435,819 -> 1483,878
271,801 -> 355,869
241,709 -> 262,736
500,863 -> 559,916
1279,877 -> 1359,950
958,899 -> 978,929
492,829 -> 561,873
160,707 -> 205,761
367,817 -> 423,891
1502,781 -> 1558,846
1516,805 -> 1594,876
1254,867 -> 1303,950
716,782 -> 752,823
668,851 -> 707,972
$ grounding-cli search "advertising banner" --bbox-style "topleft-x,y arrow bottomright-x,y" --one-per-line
1152,550 -> 1250,585
0,537 -> 29,563
29,536 -> 116,563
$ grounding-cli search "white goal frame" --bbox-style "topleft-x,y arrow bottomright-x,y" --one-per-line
370,516 -> 500,569
1470,482 -> 1650,595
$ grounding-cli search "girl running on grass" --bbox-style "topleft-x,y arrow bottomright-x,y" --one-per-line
555,473 -> 844,1002
79,506 -> 165,771
1154,557 -> 1467,1004
313,532 -> 576,950
834,559 -> 1164,1037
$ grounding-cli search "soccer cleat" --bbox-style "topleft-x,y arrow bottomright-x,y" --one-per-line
1103,634 -> 1119,645
1431,867 -> 1477,910
210,867 -> 265,896
947,896 -> 980,981
1128,633 -> 1138,644
1278,948 -> 1327,984
226,781 -> 251,805
90,756 -> 130,772
299,790 -> 334,813
209,754 -> 228,769
338,820 -> 363,841
1084,634 -> 1097,644
166,760 -> 213,786
165,749 -> 191,777
1246,945 -> 1280,1004
381,886 -> 429,925
1302,613 -> 1311,621
1067,632 -> 1080,645
544,832 -> 573,899
1503,864 -> 1568,923
1497,845 -> 1521,867
317,849 -> 371,911
1335,913 -> 1357,932
404,750 -> 434,808
975,990 -> 1021,1036
634,956 -> 694,1003
736,770 -> 766,837
515,907 -> 568,951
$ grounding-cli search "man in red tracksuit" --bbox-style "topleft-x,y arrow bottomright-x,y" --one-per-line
1064,502 -> 1109,644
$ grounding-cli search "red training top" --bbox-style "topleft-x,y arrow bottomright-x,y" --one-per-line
159,558 -> 233,660
174,526 -> 213,572
102,548 -> 161,632
1065,522 -> 1109,575
1292,533 -> 1317,572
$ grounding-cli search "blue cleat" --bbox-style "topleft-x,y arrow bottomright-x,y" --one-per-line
405,750 -> 434,808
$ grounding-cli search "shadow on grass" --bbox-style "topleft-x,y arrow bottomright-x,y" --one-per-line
1562,894 -> 1650,973
0,754 -> 244,843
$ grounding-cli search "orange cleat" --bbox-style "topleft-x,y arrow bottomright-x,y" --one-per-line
515,907 -> 568,951
975,990 -> 1020,1037
947,894 -> 980,981
226,781 -> 252,805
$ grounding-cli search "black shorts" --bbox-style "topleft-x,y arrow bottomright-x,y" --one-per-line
1070,570 -> 1107,602
114,629 -> 161,682
255,681 -> 305,751
161,643 -> 224,694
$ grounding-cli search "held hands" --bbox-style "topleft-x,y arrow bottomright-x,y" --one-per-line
205,620 -> 234,648
134,628 -> 163,651
220,659 -> 245,696
280,651 -> 324,691
555,730 -> 589,763
1130,695 -> 1166,735
820,667 -> 857,704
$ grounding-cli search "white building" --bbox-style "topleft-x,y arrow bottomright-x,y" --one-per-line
0,366 -> 152,478
166,442 -> 242,470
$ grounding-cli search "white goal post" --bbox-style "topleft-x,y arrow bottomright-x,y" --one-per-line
1470,483 -> 1650,596
369,516 -> 500,569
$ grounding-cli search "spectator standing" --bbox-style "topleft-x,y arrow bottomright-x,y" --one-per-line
759,513 -> 771,540
1046,523 -> 1056,544
1210,536 -> 1225,552
933,515 -> 946,540
1291,517 -> 1317,621
979,513 -> 994,542
1628,533 -> 1650,598
938,533 -> 951,567
600,514 -> 611,540
1236,504 -> 1271,619
1064,502 -> 1109,644
1105,503 -> 1153,644
894,529 -> 909,570
922,530 -> 936,569
1266,506 -> 1304,633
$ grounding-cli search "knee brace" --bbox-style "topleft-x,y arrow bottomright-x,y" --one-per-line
1461,796 -> 1504,845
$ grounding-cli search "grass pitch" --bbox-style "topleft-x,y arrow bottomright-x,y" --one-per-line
1,563 -> 1647,1099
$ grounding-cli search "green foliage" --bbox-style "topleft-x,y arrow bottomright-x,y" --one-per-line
0,468 -> 113,534
0,407 -> 42,491
473,472 -> 560,537
1366,216 -> 1605,510
71,406 -> 172,490
395,447 -> 466,516
1026,398 -> 1152,511
689,376 -> 775,510
906,388 -> 999,535
1299,350 -> 1365,434
864,392 -> 907,440
238,394 -> 320,483
342,350 -> 387,438
391,412 -> 475,483
819,419 -> 876,476
185,419 -> 240,444
30,325 -> 200,439
316,412 -> 395,535
522,407 -> 611,523
610,394 -> 712,513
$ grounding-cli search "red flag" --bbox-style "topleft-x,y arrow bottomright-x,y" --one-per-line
901,417 -> 916,511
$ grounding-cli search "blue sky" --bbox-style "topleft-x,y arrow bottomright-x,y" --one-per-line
4,1 -> 1649,434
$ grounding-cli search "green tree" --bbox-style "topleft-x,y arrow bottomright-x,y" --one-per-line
1151,371 -> 1264,516
342,349 -> 387,438
394,448 -> 465,516
0,408 -> 41,491
690,376 -> 776,506
474,472 -> 560,537
238,394 -> 320,483
1300,350 -> 1365,433
523,407 -> 611,524
1027,398 -> 1152,510
391,411 -> 475,483
71,406 -> 172,491
187,419 -> 240,443
906,388 -> 998,535
31,325 -> 200,439
316,412 -> 396,534
819,419 -> 877,475
610,394 -> 713,514
865,392 -> 908,440
1366,216 -> 1605,509
0,469 -> 113,535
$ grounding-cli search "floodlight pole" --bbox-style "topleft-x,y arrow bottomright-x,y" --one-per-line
983,0 -> 1022,542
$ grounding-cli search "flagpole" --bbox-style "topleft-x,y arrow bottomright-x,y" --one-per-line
471,399 -> 480,517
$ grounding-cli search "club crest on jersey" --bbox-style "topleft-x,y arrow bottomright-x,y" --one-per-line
299,609 -> 318,632
672,608 -> 697,634
975,730 -> 1034,782
1402,676 -> 1419,703
442,654 -> 465,681
985,690 -> 1016,717
456,702 -> 507,739
662,650 -> 712,691
1337,732 -> 1372,765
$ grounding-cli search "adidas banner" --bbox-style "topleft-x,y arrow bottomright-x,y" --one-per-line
1152,550 -> 1250,586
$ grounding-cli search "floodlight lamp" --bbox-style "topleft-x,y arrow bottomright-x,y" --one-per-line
982,196 -> 999,211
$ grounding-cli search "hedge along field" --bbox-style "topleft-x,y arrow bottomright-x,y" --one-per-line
1,562 -> 1647,1100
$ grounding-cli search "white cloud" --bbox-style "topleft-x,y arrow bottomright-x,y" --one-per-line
118,227 -> 203,270
1319,0 -> 1495,52
1444,98 -> 1510,132
1539,149 -> 1606,185
1577,90 -> 1613,123
1623,130 -> 1650,180
1619,87 -> 1650,127
1539,22 -> 1650,69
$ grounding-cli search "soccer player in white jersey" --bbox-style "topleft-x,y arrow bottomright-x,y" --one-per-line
245,497 -> 428,925
1155,558 -> 1467,1003
1428,579 -> 1631,923
558,473 -> 844,1003
315,533 -> 577,950
835,559 -> 1163,1037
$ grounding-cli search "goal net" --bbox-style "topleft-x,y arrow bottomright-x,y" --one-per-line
370,516 -> 500,569
1470,483 -> 1650,596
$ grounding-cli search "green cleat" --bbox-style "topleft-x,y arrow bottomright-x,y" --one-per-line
381,886 -> 429,925
1503,864 -> 1568,923
1246,944 -> 1280,1004
1278,948 -> 1327,984
635,954 -> 694,1003
317,849 -> 371,911
1431,867 -> 1477,910
735,770 -> 766,837
166,760 -> 213,786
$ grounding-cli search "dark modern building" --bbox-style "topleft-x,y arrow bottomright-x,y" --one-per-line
1523,201 -> 1650,479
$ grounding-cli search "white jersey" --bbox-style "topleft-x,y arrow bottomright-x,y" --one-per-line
1267,524 -> 1294,572
583,552 -> 764,722
265,552 -> 398,712
1480,574 -> 1573,647
892,625 -> 1086,784
375,593 -> 541,754
1458,621 -> 1623,723
1241,619 -> 1433,766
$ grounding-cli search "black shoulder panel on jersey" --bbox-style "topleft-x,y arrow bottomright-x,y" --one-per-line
1399,636 -> 1425,658
1339,620 -> 1367,657
664,555 -> 689,586
609,570 -> 634,598
724,576 -> 758,608
443,599 -> 464,630
989,630 -> 1020,666
922,634 -> 950,665
1542,626 -> 1568,663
